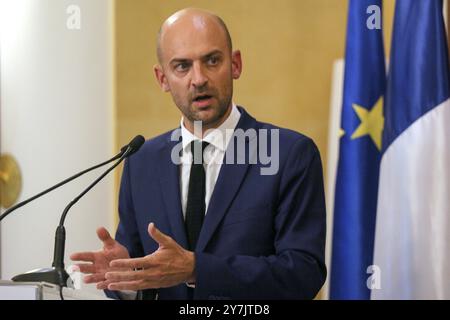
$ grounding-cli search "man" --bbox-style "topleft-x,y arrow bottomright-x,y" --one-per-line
71,8 -> 326,300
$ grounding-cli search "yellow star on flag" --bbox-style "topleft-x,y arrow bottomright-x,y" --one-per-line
350,96 -> 384,150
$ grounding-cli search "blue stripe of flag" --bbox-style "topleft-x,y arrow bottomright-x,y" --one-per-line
383,0 -> 450,151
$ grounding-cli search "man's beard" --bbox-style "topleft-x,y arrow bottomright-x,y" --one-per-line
178,90 -> 232,127
188,100 -> 228,124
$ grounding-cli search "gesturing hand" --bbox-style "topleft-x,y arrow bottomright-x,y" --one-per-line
104,223 -> 196,291
70,227 -> 130,290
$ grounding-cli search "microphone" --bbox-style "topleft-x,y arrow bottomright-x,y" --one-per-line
121,135 -> 145,157
7,135 -> 145,288
0,135 -> 143,222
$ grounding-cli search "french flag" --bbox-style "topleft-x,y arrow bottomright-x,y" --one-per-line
372,0 -> 450,299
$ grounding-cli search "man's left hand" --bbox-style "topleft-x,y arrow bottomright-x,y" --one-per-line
105,223 -> 196,291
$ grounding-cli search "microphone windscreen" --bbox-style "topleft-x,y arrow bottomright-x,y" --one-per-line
128,135 -> 145,154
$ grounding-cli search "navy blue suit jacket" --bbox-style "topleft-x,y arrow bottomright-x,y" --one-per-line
112,107 -> 326,299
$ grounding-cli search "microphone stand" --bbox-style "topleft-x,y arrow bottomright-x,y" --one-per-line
11,147 -> 132,287
0,151 -> 124,223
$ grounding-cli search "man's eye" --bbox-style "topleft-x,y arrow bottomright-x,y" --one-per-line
208,56 -> 219,65
175,63 -> 190,71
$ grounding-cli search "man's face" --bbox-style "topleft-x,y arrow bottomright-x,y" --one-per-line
155,14 -> 241,131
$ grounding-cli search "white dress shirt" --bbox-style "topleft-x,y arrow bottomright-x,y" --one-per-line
179,104 -> 241,218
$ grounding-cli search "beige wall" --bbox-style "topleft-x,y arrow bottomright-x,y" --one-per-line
115,0 -> 348,170
384,0 -> 395,57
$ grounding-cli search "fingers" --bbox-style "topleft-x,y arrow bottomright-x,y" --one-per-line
96,227 -> 116,247
84,273 -> 106,284
147,223 -> 171,247
96,280 -> 112,290
70,252 -> 95,262
110,256 -> 151,269
74,263 -> 96,274
107,280 -> 148,291
105,270 -> 145,282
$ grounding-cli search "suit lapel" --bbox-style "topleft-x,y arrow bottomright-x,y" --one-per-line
196,107 -> 258,251
158,132 -> 189,249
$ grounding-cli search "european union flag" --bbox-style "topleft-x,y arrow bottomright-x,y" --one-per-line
330,0 -> 386,299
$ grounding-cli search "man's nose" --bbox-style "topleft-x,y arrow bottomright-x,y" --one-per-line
191,63 -> 208,88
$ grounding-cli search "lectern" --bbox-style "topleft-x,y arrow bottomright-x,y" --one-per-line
0,280 -> 110,300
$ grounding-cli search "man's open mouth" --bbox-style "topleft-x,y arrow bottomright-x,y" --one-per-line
193,94 -> 213,102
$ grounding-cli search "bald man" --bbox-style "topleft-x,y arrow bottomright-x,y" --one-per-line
71,8 -> 326,300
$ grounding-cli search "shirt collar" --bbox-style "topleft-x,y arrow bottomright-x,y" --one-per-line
180,103 -> 241,152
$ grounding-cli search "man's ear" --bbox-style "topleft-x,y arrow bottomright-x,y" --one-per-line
154,64 -> 170,92
231,50 -> 242,80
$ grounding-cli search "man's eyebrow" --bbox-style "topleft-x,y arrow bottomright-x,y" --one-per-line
169,50 -> 223,65
202,50 -> 223,59
169,58 -> 191,65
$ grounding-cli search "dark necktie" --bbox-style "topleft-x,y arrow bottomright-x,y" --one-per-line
185,140 -> 209,250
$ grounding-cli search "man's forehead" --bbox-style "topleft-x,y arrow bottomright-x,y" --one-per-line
157,9 -> 231,64
160,18 -> 227,61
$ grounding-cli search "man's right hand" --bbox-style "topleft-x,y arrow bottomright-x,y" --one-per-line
70,227 -> 130,290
